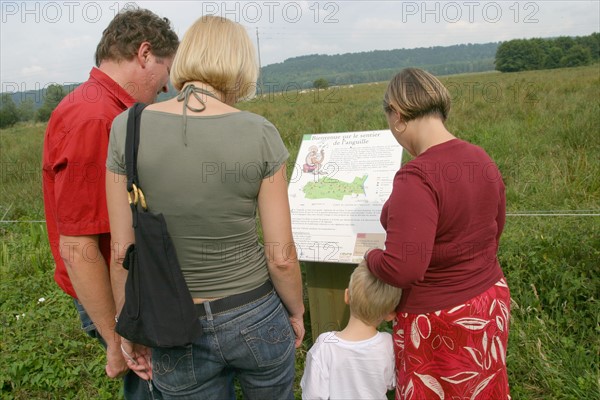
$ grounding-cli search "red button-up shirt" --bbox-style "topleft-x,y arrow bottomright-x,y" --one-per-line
42,68 -> 135,298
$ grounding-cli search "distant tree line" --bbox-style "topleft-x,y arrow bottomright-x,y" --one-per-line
0,84 -> 66,129
495,33 -> 599,72
259,42 -> 499,91
297,59 -> 495,90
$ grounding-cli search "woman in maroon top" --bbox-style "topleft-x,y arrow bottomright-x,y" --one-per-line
365,68 -> 511,399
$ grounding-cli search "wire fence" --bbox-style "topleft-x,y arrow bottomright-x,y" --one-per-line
1,210 -> 599,224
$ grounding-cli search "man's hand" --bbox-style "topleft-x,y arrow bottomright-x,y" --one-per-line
105,342 -> 129,378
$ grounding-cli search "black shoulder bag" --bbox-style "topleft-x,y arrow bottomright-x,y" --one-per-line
115,103 -> 203,348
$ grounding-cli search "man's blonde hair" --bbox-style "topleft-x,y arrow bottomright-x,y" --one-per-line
170,15 -> 258,102
348,262 -> 403,326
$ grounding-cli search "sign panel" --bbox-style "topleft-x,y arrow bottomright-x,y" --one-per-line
288,130 -> 403,263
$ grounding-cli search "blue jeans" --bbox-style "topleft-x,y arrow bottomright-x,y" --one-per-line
150,290 -> 296,400
75,300 -> 161,400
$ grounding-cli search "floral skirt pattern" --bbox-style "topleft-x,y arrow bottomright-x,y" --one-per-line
394,278 -> 511,400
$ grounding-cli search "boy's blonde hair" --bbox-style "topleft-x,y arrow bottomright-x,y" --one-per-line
347,262 -> 403,326
170,15 -> 258,102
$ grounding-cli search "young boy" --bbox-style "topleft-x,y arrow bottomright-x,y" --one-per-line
300,261 -> 403,400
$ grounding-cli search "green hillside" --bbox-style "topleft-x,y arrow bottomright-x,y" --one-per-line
3,42 -> 499,111
260,42 -> 498,89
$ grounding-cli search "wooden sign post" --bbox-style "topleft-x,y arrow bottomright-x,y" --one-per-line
304,262 -> 355,339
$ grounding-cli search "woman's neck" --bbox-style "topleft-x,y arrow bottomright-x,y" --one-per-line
405,117 -> 455,156
182,81 -> 226,103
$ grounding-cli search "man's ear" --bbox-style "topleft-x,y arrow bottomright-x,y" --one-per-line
136,42 -> 152,67
344,288 -> 350,305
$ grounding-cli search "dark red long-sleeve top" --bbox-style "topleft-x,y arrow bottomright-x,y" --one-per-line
366,139 -> 506,314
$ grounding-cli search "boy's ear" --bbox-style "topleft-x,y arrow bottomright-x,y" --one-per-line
344,288 -> 350,305
384,311 -> 396,322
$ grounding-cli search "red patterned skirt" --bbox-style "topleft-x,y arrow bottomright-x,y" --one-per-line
394,278 -> 511,400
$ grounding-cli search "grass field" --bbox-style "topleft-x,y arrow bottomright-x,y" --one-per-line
1,64 -> 599,399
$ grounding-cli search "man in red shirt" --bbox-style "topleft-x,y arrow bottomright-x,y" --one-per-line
42,9 -> 178,398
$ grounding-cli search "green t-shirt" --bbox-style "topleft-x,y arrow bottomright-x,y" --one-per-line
107,109 -> 289,298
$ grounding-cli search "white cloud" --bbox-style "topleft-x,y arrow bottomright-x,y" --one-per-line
20,65 -> 45,77
354,17 -> 400,32
60,35 -> 94,49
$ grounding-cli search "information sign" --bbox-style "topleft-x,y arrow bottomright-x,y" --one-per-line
288,130 -> 403,263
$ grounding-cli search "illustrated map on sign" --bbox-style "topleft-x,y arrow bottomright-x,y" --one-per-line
303,175 -> 368,200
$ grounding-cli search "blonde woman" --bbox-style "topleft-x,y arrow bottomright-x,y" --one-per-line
106,16 -> 304,399
365,68 -> 511,399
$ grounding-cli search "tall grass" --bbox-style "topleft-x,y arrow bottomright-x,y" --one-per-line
1,122 -> 46,220
1,64 -> 598,398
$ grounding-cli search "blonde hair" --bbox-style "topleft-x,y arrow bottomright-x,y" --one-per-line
170,15 -> 258,102
383,68 -> 451,122
348,262 -> 402,326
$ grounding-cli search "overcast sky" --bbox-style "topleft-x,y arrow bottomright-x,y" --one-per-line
1,0 -> 599,92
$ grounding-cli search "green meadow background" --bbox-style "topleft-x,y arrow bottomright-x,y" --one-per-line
1,64 -> 599,399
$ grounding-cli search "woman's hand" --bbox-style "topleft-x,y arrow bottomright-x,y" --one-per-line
289,314 -> 305,348
363,247 -> 377,262
120,339 -> 153,380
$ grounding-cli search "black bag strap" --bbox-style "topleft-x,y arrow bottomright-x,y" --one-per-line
125,103 -> 148,226
125,102 -> 148,193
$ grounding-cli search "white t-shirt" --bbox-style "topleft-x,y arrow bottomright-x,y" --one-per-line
300,331 -> 395,400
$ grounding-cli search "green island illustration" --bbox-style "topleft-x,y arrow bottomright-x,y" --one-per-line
303,175 -> 368,200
